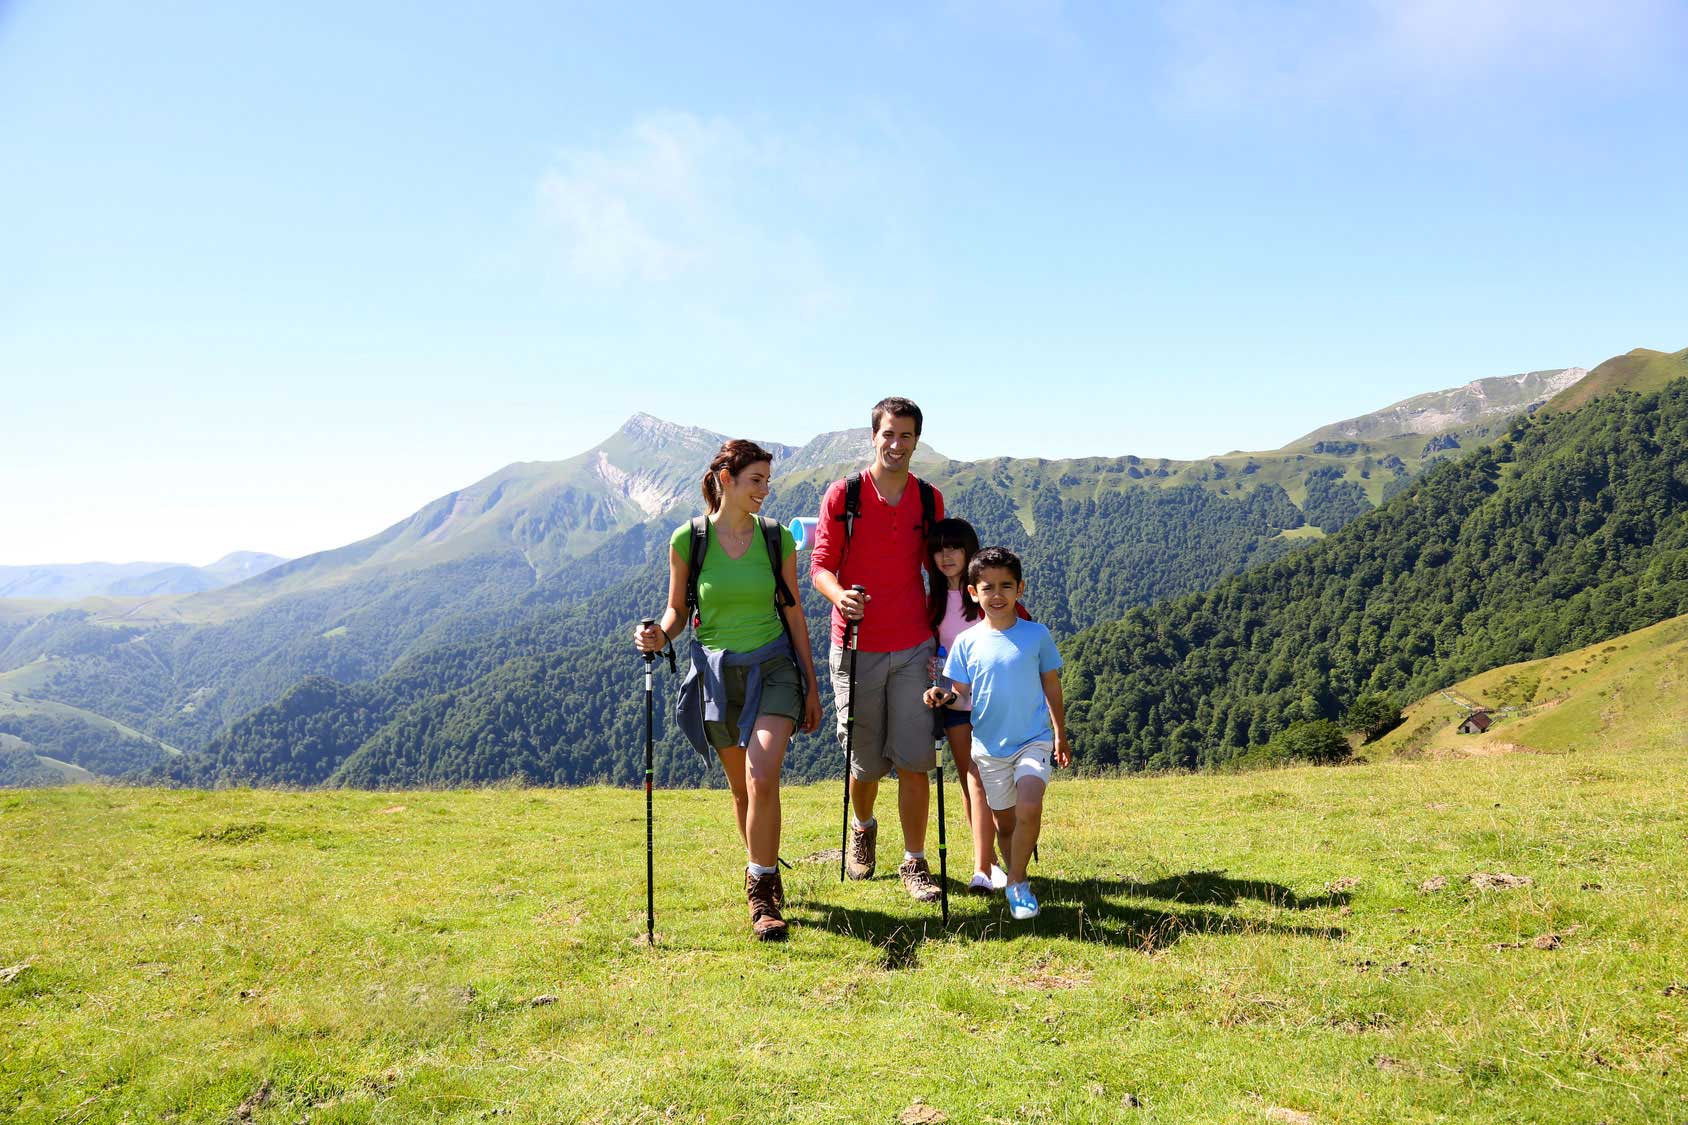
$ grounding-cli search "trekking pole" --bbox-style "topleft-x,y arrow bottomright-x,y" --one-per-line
640,617 -> 659,945
839,585 -> 864,883
929,651 -> 950,926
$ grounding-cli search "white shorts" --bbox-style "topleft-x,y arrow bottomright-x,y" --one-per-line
975,740 -> 1053,811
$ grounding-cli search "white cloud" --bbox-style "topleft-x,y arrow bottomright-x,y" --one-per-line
534,112 -> 898,317
1157,0 -> 1680,114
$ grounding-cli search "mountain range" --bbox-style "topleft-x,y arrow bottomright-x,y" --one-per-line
6,346 -> 1685,787
0,552 -> 285,600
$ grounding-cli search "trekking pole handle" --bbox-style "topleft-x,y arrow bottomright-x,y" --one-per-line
844,586 -> 865,650
640,618 -> 658,665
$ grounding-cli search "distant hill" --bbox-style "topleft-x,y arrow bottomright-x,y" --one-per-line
1542,346 -> 1688,414
1290,367 -> 1586,448
0,553 -> 286,600
1059,368 -> 1688,771
1369,612 -> 1688,759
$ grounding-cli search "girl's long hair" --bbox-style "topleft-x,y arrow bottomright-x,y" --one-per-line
701,439 -> 775,514
925,517 -> 982,635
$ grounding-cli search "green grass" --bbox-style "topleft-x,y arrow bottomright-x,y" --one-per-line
5,743 -> 1687,1123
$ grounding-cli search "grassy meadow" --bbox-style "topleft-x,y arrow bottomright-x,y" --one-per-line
5,736 -> 1687,1124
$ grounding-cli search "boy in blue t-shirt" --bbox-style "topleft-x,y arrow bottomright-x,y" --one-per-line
935,546 -> 1071,920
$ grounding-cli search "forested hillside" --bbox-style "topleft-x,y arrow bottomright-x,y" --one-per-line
1061,379 -> 1688,770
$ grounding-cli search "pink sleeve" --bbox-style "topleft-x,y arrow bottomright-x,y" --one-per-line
810,480 -> 844,576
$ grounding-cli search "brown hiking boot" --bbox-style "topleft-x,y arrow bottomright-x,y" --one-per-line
845,820 -> 877,881
746,870 -> 788,942
898,857 -> 942,903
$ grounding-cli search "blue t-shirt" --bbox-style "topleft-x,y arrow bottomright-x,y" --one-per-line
942,619 -> 1063,758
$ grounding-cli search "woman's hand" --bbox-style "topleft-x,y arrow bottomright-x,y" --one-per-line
632,621 -> 665,654
801,687 -> 822,734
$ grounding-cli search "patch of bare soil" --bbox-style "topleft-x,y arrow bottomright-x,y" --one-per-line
898,1097 -> 947,1123
1460,740 -> 1542,757
1469,872 -> 1532,891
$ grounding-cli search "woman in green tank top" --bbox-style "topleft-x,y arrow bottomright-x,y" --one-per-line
633,439 -> 820,940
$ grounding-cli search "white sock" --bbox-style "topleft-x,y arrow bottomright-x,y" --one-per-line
853,816 -> 876,829
747,861 -> 778,876
904,850 -> 925,863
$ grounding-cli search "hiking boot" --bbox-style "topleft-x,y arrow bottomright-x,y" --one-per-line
846,820 -> 877,881
898,856 -> 942,903
745,870 -> 788,942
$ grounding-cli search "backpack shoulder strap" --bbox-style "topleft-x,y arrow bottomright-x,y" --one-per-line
757,515 -> 797,608
918,478 -> 936,534
686,516 -> 709,627
833,472 -> 863,570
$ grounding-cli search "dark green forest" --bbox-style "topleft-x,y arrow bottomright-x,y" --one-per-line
1061,382 -> 1688,770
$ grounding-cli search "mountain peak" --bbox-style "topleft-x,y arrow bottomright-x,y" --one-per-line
1289,367 -> 1587,448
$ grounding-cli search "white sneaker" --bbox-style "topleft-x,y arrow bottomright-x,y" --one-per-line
968,871 -> 994,895
989,865 -> 1009,891
1006,881 -> 1039,920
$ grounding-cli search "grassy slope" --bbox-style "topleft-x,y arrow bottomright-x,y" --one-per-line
1369,613 -> 1688,761
4,744 -> 1686,1123
0,686 -> 185,757
1544,347 -> 1688,415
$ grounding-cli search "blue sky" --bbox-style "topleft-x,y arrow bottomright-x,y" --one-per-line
3,1 -> 1685,565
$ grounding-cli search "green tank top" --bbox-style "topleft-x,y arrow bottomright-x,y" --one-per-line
671,520 -> 797,653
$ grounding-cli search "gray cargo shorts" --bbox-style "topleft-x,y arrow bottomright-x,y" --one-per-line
829,638 -> 938,781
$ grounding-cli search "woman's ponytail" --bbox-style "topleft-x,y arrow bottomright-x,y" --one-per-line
701,439 -> 775,514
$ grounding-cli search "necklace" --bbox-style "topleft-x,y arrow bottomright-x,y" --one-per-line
715,516 -> 755,551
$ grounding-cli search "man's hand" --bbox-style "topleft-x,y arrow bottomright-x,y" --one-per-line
835,586 -> 870,622
1053,732 -> 1073,768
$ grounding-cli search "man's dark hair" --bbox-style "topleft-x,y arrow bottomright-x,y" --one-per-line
870,396 -> 923,436
967,545 -> 1022,586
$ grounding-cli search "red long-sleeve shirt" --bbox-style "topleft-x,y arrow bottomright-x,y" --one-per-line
810,472 -> 943,653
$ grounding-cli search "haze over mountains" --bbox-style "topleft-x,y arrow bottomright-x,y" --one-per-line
4,346 -> 1686,789
0,553 -> 286,600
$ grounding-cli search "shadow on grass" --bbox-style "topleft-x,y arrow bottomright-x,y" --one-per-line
791,870 -> 1347,967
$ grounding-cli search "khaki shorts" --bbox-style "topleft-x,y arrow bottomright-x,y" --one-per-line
976,740 -> 1053,811
704,654 -> 804,750
829,639 -> 938,781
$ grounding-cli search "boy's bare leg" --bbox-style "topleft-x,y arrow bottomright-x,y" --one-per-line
715,746 -> 751,849
1005,777 -> 1047,885
990,805 -> 1017,879
744,717 -> 793,868
896,768 -> 929,855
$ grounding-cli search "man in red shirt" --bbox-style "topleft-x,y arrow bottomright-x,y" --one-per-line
811,397 -> 946,902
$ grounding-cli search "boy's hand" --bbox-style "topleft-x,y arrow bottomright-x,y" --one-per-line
922,686 -> 956,709
1053,733 -> 1072,768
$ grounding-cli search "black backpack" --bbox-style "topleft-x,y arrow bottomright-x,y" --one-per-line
686,514 -> 804,689
836,471 -> 937,568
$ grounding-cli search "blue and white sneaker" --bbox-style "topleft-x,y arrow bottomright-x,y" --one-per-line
1005,881 -> 1040,920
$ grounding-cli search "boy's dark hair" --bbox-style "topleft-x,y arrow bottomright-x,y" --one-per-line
967,545 -> 1022,586
871,396 -> 923,436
